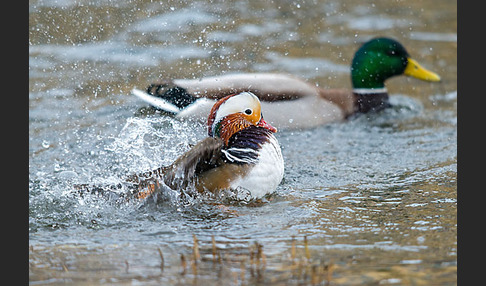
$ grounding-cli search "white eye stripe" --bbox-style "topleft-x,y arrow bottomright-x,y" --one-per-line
213,92 -> 260,124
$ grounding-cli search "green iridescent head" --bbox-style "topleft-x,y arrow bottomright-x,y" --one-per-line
351,37 -> 440,90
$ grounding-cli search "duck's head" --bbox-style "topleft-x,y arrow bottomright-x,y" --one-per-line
207,92 -> 277,145
351,37 -> 441,90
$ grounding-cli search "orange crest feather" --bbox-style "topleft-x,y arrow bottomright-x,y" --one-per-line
207,94 -> 235,137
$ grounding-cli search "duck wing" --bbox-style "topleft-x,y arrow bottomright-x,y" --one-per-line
127,137 -> 225,191
163,136 -> 225,189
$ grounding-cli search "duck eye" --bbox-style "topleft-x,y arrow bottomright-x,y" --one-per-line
244,108 -> 252,115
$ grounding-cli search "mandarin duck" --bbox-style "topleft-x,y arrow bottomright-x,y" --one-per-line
129,91 -> 284,201
132,37 -> 441,130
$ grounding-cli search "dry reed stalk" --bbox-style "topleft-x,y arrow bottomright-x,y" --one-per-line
157,247 -> 164,272
291,236 -> 296,262
304,236 -> 311,261
193,234 -> 200,262
212,235 -> 217,263
180,253 -> 187,276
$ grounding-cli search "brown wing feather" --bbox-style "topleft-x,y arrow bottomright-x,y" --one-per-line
162,136 -> 225,189
174,73 -> 319,101
125,137 -> 225,198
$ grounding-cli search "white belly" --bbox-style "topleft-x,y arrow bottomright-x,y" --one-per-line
230,135 -> 284,200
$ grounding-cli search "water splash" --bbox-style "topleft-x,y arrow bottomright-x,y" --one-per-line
105,116 -> 205,175
30,115 -> 209,231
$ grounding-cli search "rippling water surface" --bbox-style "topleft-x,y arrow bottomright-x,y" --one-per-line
29,0 -> 456,284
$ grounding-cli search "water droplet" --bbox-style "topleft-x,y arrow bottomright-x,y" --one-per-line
54,163 -> 62,172
42,140 -> 50,148
58,170 -> 78,181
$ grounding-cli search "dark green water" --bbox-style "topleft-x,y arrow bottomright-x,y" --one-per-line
29,0 -> 456,284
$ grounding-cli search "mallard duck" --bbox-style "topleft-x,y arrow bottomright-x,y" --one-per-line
129,91 -> 284,200
131,37 -> 440,130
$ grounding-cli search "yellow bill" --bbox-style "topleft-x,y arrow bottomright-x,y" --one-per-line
404,58 -> 441,82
